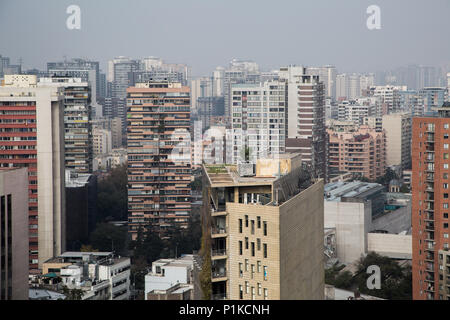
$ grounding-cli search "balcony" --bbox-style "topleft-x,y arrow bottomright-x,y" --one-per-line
212,227 -> 227,238
211,249 -> 227,259
211,210 -> 227,217
212,267 -> 227,281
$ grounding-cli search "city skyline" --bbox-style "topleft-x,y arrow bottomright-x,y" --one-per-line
1,0 -> 450,76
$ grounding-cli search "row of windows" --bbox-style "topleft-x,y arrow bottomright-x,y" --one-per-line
239,216 -> 267,235
238,240 -> 268,258
238,283 -> 268,300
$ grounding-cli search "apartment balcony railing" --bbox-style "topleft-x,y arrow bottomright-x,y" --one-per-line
211,249 -> 227,257
212,227 -> 227,235
212,268 -> 227,279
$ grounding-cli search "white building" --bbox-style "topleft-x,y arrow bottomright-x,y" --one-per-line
230,81 -> 286,164
43,251 -> 131,300
93,128 -> 112,156
324,181 -> 412,264
144,255 -> 195,300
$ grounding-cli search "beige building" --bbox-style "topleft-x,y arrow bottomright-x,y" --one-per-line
382,112 -> 412,170
0,168 -> 29,300
0,75 -> 66,272
202,155 -> 324,300
92,128 -> 112,156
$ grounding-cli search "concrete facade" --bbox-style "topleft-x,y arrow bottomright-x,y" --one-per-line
382,112 -> 412,170
324,201 -> 371,263
0,168 -> 28,300
0,75 -> 66,272
204,161 -> 324,300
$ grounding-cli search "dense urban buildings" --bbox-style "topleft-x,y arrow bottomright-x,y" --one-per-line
202,156 -> 324,300
41,251 -> 131,300
0,168 -> 28,300
127,81 -> 191,239
0,75 -> 66,273
412,102 -> 450,300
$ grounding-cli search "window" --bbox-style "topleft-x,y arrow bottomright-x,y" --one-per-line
444,183 -> 449,189
264,288 -> 268,300
445,193 -> 449,199
239,219 -> 242,233
445,134 -> 449,139
445,164 -> 448,169
251,220 -> 255,234
251,242 -> 255,256
239,263 -> 243,277
245,215 -> 248,227
257,261 -> 261,273
445,144 -> 449,150
445,123 -> 449,129
245,281 -> 249,294
263,266 -> 268,280
245,237 -> 249,249
444,223 -> 449,229
445,153 -> 449,160
444,173 -> 449,179
445,233 -> 449,239
263,243 -> 267,258
444,203 -> 449,209
263,221 -> 267,236
251,264 -> 255,279
239,241 -> 243,255
251,287 -> 255,300
245,259 -> 249,272
239,285 -> 243,299
257,238 -> 261,251
258,283 -> 262,296
257,216 -> 261,228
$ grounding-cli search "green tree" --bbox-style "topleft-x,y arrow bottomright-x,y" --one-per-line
97,164 -> 128,222
353,252 -> 412,300
89,223 -> 128,255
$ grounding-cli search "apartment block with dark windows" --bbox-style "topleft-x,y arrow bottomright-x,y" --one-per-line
127,81 -> 191,239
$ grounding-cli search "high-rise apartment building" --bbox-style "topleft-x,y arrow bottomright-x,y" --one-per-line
412,102 -> 450,300
127,81 -> 191,239
0,168 -> 28,300
327,125 -> 386,180
47,59 -> 102,118
419,87 -> 447,115
306,66 -> 337,99
280,66 -> 327,180
92,128 -> 112,156
38,77 -> 93,174
109,57 -> 140,144
230,81 -> 287,164
0,75 -> 66,272
369,85 -> 406,115
382,112 -> 412,170
202,158 -> 324,300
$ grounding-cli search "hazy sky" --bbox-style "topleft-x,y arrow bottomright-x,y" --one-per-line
1,0 -> 449,77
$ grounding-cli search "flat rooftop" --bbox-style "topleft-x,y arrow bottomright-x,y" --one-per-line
324,181 -> 383,201
204,164 -> 276,187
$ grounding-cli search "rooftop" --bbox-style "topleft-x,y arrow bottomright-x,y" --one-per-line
324,181 -> 384,201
